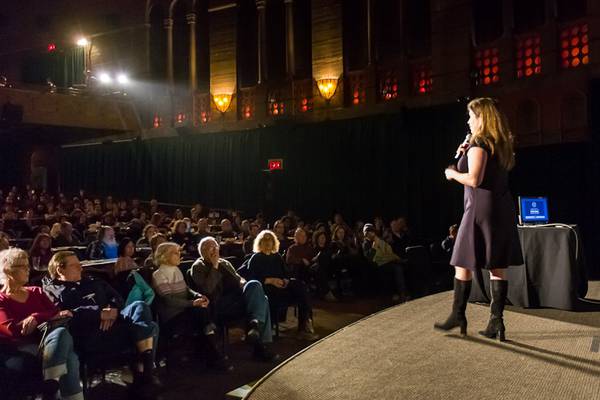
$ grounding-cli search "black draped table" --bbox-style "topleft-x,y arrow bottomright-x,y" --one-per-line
469,224 -> 593,311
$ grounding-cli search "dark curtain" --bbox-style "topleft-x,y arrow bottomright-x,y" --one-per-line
59,104 -> 466,238
58,101 -> 600,277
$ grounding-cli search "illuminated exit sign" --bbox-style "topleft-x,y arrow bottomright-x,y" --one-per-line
268,159 -> 284,171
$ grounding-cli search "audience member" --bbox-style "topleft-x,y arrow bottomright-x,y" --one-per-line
86,226 -> 118,260
247,230 -> 317,340
441,224 -> 459,254
0,248 -> 83,400
28,233 -> 53,271
52,222 -> 81,248
43,251 -> 160,396
137,224 -> 158,247
285,228 -> 316,282
151,242 -> 230,371
362,224 -> 408,303
189,237 -> 278,361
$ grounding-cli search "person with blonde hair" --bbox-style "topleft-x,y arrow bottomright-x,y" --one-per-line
248,230 -> 317,340
0,248 -> 83,400
151,242 -> 231,371
435,97 -> 523,341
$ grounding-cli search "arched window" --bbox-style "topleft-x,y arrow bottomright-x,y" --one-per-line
195,2 -> 210,92
343,0 -> 368,72
238,0 -> 258,87
149,5 -> 167,82
404,0 -> 431,59
513,0 -> 545,34
472,0 -> 503,46
556,0 -> 586,22
266,0 -> 286,81
516,99 -> 541,137
561,91 -> 587,134
172,0 -> 191,88
374,0 -> 402,61
293,0 -> 312,79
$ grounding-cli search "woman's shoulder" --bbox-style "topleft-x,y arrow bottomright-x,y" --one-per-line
470,137 -> 491,152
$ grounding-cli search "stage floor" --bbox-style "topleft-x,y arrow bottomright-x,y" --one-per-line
245,282 -> 600,400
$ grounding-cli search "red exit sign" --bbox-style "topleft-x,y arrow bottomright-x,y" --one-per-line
268,159 -> 284,170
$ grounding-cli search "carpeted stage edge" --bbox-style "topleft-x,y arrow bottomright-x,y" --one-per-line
244,283 -> 600,400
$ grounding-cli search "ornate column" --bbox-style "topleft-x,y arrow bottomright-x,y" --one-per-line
187,13 -> 198,91
256,0 -> 268,83
165,18 -> 174,88
284,0 -> 295,78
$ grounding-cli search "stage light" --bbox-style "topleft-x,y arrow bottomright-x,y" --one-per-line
76,37 -> 89,47
213,94 -> 232,114
99,73 -> 112,84
116,73 -> 129,85
317,78 -> 339,101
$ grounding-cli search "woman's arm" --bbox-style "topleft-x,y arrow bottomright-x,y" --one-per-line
446,147 -> 488,188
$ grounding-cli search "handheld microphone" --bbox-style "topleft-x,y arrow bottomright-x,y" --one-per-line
454,134 -> 472,159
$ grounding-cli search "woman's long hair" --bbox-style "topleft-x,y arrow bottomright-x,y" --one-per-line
467,97 -> 516,171
29,233 -> 52,256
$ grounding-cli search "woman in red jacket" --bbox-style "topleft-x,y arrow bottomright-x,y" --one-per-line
0,248 -> 83,400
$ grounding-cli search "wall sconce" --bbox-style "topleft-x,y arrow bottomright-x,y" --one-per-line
213,94 -> 232,114
316,78 -> 339,101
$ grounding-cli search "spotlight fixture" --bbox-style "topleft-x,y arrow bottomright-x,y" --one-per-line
116,73 -> 129,85
98,73 -> 112,84
76,37 -> 89,47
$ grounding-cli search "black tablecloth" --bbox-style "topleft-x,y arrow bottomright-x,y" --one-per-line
469,225 -> 592,311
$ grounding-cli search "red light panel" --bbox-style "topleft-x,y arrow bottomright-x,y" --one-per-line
268,159 -> 283,171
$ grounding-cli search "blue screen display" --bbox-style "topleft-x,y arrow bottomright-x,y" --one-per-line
520,197 -> 549,223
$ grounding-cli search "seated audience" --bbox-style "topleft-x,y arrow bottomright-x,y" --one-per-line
312,231 -> 338,301
243,223 -> 260,255
136,224 -> 158,247
441,224 -> 459,254
113,238 -> 155,307
194,218 -> 211,242
362,224 -> 408,303
114,237 -> 138,275
86,226 -> 118,260
0,232 -> 9,251
43,251 -> 160,396
28,233 -> 53,271
169,220 -> 193,254
285,228 -> 316,282
247,230 -> 317,340
189,237 -> 277,361
0,248 -> 83,400
52,222 -> 81,248
219,219 -> 237,239
151,242 -> 230,371
144,233 -> 167,269
385,217 -> 412,260
272,220 -> 291,255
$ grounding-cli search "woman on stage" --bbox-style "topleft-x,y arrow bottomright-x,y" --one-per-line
434,97 -> 523,341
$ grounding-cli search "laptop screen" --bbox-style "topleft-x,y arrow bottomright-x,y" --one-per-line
519,196 -> 549,224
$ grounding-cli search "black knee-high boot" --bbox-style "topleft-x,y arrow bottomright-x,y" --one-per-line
434,278 -> 472,335
479,280 -> 508,341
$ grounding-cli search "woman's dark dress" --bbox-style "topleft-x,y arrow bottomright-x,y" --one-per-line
450,143 -> 523,270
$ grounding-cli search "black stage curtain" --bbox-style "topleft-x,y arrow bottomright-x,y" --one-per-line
59,104 -> 466,238
57,103 -> 600,277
